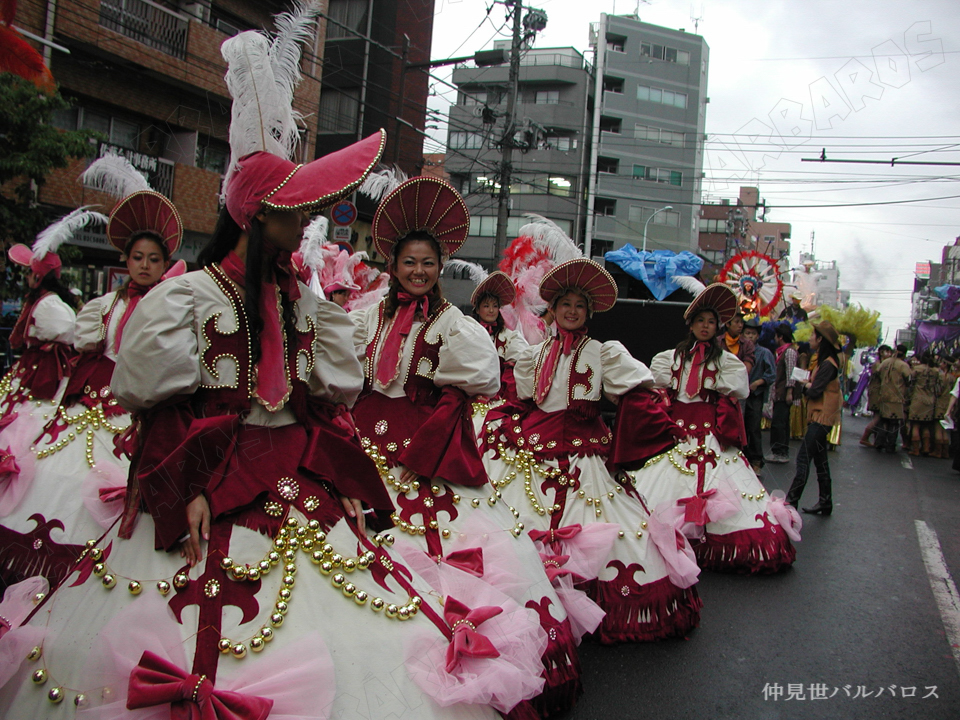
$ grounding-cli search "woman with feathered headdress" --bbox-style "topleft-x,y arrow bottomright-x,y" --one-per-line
0,156 -> 186,589
625,281 -> 801,573
0,7 -> 526,720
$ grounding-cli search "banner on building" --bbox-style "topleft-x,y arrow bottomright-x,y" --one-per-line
914,321 -> 960,358
916,262 -> 931,279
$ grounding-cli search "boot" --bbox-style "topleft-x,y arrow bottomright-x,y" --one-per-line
802,499 -> 833,515
803,477 -> 832,515
922,436 -> 932,456
908,440 -> 921,456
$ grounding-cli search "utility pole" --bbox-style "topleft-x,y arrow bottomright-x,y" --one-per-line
494,0 -> 524,262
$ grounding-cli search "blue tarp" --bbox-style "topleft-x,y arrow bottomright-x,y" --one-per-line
604,245 -> 704,301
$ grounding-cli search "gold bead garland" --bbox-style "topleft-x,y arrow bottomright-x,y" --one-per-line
364,439 -> 525,537
35,405 -> 130,467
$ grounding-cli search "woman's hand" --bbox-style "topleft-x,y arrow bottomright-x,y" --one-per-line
339,496 -> 366,534
398,465 -> 419,486
181,494 -> 211,567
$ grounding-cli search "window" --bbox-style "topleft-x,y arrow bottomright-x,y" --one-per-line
630,206 -> 681,230
535,90 -> 559,105
196,136 -> 229,174
472,174 -> 500,193
633,165 -> 683,186
468,216 -> 573,237
602,76 -> 624,94
461,91 -> 488,106
594,198 -> 616,217
543,134 -> 572,151
56,106 -> 140,149
547,176 -> 572,196
318,88 -> 360,133
635,124 -> 685,147
699,218 -> 726,233
599,116 -> 621,134
641,41 -> 690,65
606,34 -> 626,52
450,131 -> 485,150
637,85 -> 687,109
326,0 -> 367,39
597,157 -> 618,174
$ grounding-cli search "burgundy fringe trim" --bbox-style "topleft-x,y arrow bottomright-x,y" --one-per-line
502,700 -> 542,720
693,525 -> 796,574
533,615 -> 582,717
587,576 -> 702,644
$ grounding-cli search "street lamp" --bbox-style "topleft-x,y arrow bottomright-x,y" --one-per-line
642,205 -> 673,253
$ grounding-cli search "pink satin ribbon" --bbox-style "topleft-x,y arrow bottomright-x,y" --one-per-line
529,524 -> 582,548
538,552 -> 578,583
98,485 -> 127,504
376,292 -> 429,388
684,342 -> 709,398
441,547 -> 485,578
443,596 -> 502,672
677,489 -> 718,526
0,448 -> 19,476
127,650 -> 273,720
114,282 -> 150,353
534,326 -> 586,405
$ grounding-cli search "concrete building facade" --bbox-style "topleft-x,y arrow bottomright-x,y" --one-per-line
586,14 -> 709,258
444,46 -> 593,265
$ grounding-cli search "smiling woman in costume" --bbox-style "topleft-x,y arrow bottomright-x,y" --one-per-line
351,176 -> 585,718
629,283 -> 801,574
483,257 -> 703,644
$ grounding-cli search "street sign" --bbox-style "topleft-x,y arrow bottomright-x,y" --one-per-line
331,201 -> 358,227
332,226 -> 352,242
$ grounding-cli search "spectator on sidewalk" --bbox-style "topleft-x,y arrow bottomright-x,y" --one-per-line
875,344 -> 912,453
742,318 -> 775,473
768,323 -> 798,464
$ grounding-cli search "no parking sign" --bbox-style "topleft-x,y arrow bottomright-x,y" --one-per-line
331,201 -> 357,227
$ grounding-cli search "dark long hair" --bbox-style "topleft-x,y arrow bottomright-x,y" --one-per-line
674,309 -> 723,365
27,272 -> 79,310
383,232 -> 445,320
471,291 -> 504,335
814,331 -> 841,367
197,207 -> 297,364
121,232 -> 170,290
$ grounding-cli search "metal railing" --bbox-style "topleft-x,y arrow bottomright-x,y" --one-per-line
99,0 -> 189,59
149,158 -> 175,199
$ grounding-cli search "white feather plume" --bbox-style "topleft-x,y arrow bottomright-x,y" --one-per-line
299,215 -> 328,274
519,214 -> 582,264
359,166 -> 409,203
674,274 -> 706,296
442,259 -> 488,287
221,30 -> 296,199
33,207 -> 109,259
269,0 -> 319,114
81,154 -> 152,198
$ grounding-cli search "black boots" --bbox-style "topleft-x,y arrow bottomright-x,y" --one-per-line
802,500 -> 833,515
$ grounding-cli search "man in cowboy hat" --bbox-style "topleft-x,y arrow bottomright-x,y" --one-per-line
741,317 -> 776,473
874,344 -> 912,453
779,292 -> 808,323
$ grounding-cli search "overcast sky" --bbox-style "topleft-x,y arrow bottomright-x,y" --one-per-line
428,0 -> 960,337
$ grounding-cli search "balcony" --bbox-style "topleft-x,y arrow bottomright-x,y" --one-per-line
99,0 -> 188,60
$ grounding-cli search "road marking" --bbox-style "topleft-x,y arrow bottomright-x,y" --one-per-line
900,453 -> 913,470
915,520 -> 960,677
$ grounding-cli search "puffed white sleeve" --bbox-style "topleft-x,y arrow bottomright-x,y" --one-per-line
348,303 -> 375,358
73,294 -> 111,352
600,340 -> 655,397
513,343 -> 539,400
432,314 -> 500,396
112,276 -> 201,412
310,300 -> 365,406
29,294 -> 76,344
715,349 -> 750,399
501,327 -> 529,364
649,349 -> 677,389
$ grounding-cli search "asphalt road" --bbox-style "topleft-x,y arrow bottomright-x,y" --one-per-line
560,414 -> 960,720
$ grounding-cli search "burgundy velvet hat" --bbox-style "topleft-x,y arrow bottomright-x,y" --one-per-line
371,176 -> 470,260
471,271 -> 516,307
684,283 -> 738,326
225,130 -> 386,230
107,190 -> 183,256
539,258 -> 618,313
8,244 -> 61,279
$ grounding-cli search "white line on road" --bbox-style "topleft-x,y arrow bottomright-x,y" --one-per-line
901,453 -> 913,470
915,519 -> 960,677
